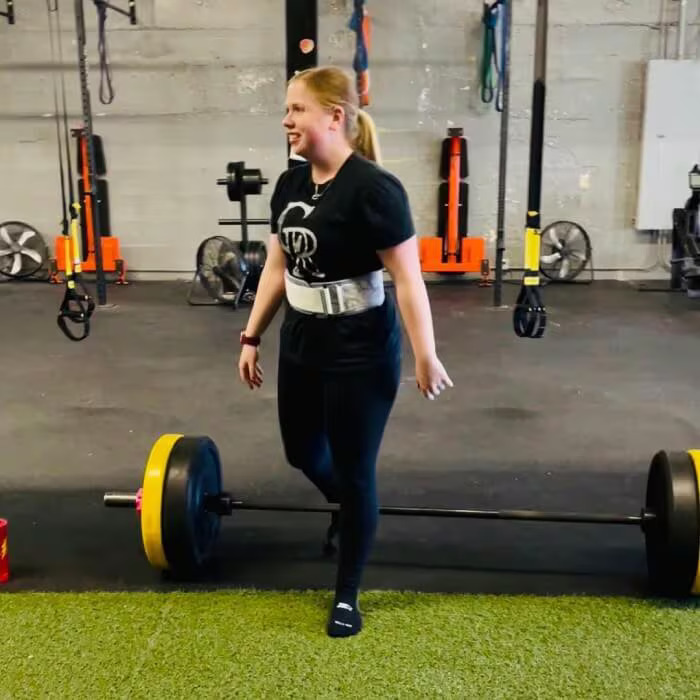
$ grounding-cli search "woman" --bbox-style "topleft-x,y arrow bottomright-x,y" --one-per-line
238,66 -> 452,638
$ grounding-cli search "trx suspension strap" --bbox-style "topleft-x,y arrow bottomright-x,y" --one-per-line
53,0 -> 135,339
1,0 -> 14,23
47,0 -> 70,244
513,0 -> 548,339
47,0 -> 95,341
349,0 -> 371,107
57,203 -> 96,341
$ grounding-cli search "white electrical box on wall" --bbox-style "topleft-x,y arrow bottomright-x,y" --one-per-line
635,59 -> 700,231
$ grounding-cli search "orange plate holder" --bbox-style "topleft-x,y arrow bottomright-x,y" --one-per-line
50,129 -> 127,284
420,132 -> 485,274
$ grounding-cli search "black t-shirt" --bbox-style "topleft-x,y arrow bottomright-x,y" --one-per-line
269,152 -> 415,371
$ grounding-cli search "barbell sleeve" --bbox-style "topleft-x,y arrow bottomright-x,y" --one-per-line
104,491 -> 138,508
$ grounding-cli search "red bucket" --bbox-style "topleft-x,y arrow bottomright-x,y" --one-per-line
0,519 -> 9,583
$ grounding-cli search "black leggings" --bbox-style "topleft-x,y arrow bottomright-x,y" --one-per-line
277,354 -> 401,596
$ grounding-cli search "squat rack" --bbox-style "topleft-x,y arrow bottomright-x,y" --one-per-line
72,0 -> 136,309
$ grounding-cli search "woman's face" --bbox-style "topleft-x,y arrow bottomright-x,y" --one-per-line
282,80 -> 343,160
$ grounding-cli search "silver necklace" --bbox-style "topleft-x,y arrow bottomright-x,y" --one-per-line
311,179 -> 333,201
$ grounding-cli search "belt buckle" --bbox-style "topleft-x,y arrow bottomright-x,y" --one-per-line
316,286 -> 331,317
326,284 -> 346,315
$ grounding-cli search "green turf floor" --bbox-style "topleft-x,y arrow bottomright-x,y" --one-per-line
1,590 -> 699,698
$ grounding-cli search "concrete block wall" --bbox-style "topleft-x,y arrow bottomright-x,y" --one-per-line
0,0 -> 698,278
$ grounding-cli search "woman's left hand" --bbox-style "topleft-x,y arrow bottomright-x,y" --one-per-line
415,354 -> 454,400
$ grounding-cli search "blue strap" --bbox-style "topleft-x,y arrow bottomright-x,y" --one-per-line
481,0 -> 507,112
349,0 -> 368,74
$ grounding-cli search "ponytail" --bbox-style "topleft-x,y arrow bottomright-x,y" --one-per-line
290,66 -> 383,164
354,109 -> 382,165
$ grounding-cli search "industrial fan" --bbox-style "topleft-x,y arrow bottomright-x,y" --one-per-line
187,235 -> 267,307
539,220 -> 592,282
0,221 -> 49,280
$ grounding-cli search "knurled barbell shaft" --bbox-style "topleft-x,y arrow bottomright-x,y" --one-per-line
231,503 -> 651,525
208,494 -> 654,526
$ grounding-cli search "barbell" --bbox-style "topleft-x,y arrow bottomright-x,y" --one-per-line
217,161 -> 268,202
103,434 -> 700,596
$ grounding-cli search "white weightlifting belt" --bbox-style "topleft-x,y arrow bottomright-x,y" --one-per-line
284,269 -> 385,316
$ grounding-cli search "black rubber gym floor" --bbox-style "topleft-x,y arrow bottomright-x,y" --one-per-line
2,278 -> 699,596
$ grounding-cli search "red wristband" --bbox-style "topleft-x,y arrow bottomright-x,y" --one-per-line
240,332 -> 261,347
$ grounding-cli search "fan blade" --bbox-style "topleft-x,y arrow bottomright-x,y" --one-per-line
17,229 -> 36,247
569,250 -> 586,261
20,248 -> 43,265
10,253 -> 22,276
0,226 -> 11,246
559,257 -> 570,279
541,252 -> 562,265
0,248 -> 12,257
547,227 -> 563,249
565,226 -> 581,244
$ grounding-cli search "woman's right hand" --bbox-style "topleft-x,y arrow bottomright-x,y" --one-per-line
238,344 -> 264,390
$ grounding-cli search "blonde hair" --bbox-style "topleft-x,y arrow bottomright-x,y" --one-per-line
290,66 -> 382,165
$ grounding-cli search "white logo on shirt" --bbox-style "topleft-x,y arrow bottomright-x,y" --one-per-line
277,201 -> 325,279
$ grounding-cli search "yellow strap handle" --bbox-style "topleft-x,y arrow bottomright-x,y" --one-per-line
63,202 -> 84,289
523,211 -> 541,287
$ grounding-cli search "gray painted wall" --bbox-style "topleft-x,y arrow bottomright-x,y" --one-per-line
1,0 -> 698,279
